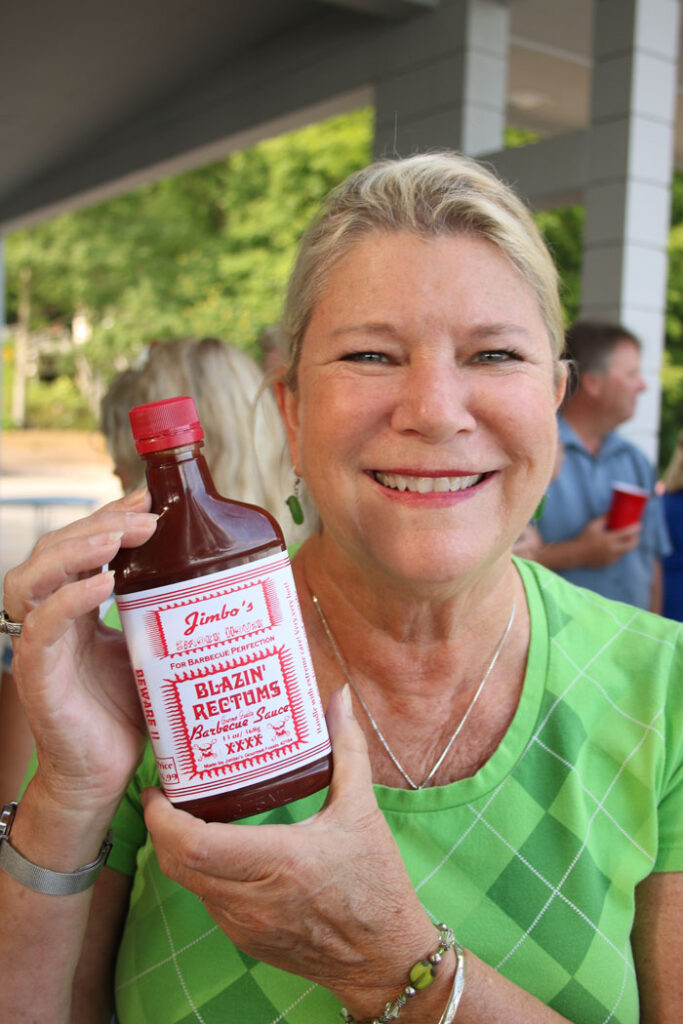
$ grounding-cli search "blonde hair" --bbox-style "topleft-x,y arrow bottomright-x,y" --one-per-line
101,338 -> 308,544
282,151 -> 564,387
664,431 -> 683,493
100,367 -> 149,493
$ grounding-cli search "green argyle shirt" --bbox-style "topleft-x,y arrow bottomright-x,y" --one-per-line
109,559 -> 683,1023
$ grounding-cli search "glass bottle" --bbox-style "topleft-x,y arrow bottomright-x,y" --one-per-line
111,395 -> 332,822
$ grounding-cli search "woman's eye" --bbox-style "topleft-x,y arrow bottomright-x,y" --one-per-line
475,349 -> 522,364
341,351 -> 391,364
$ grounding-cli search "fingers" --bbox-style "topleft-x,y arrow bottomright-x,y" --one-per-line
143,687 -> 377,877
613,522 -> 642,543
32,499 -> 155,558
581,516 -> 641,566
3,506 -> 157,621
27,487 -> 151,559
143,686 -> 378,894
604,523 -> 641,557
20,570 -> 116,650
142,789 -> 267,894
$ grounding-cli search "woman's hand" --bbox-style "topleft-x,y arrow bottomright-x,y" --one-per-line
3,488 -> 158,815
144,686 -> 443,1021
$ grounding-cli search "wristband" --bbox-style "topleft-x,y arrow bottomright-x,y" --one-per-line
0,802 -> 113,895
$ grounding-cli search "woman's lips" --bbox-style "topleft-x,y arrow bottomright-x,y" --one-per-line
372,471 -> 489,494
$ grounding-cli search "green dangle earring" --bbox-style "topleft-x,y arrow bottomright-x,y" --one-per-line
286,475 -> 304,526
533,494 -> 548,522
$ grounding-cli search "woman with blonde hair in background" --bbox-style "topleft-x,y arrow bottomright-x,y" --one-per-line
101,336 -> 309,545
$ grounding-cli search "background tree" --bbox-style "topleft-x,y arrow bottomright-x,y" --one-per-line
3,108 -> 373,427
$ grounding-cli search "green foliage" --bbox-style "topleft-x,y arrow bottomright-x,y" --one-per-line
534,207 -> 583,326
506,126 -> 583,327
505,126 -> 542,148
660,356 -> 683,471
5,107 -> 374,411
659,170 -> 683,466
2,342 -> 94,430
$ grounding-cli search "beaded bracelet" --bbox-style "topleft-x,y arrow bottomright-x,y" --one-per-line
340,923 -> 455,1024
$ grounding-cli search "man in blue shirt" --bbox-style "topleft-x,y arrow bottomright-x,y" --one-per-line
536,321 -> 670,611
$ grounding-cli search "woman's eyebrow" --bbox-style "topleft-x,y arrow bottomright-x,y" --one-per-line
329,321 -> 533,342
330,321 -> 401,339
468,322 -> 531,339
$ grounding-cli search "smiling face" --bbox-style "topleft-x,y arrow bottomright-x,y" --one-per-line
279,231 -> 565,591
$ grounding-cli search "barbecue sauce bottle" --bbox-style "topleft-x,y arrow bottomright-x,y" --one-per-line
111,396 -> 332,822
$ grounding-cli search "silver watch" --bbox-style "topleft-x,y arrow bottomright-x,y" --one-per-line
0,802 -> 113,895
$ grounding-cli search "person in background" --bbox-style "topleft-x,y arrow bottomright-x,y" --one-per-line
99,366 -> 149,495
101,336 -> 311,546
535,320 -> 670,611
661,429 -> 683,620
2,153 -> 681,1024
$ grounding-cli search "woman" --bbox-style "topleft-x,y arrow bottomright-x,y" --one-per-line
1,153 -> 681,1023
662,430 -> 683,620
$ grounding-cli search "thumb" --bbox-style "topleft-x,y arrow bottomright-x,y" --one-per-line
324,684 -> 375,808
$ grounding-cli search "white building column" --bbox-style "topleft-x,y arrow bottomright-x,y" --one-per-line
580,0 -> 680,461
373,0 -> 509,158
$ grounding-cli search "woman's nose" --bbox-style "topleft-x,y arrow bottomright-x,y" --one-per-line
390,360 -> 477,441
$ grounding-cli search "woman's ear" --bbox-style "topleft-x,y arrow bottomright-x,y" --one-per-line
274,379 -> 301,472
554,361 -> 568,410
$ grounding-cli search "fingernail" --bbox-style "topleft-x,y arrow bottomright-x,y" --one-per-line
125,486 -> 148,501
124,511 -> 159,524
88,569 -> 115,588
341,683 -> 355,718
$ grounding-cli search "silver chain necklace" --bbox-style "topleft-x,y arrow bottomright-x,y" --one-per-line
312,594 -> 516,790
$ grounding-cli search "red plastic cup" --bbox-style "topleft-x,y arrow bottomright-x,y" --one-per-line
606,482 -> 649,530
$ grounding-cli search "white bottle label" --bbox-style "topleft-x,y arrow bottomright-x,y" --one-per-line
116,551 -> 330,803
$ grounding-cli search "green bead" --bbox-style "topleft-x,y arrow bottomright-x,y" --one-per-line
408,959 -> 435,991
286,493 -> 304,526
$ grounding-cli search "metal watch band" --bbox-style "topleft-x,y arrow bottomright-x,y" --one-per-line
0,802 -> 113,895
0,608 -> 23,636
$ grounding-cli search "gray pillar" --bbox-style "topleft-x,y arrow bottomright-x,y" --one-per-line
0,238 -> 5,431
373,0 -> 508,158
580,0 -> 680,461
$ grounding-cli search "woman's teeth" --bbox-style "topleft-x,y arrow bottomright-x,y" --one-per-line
374,472 -> 485,493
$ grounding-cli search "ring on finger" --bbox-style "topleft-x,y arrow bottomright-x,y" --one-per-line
0,609 -> 23,637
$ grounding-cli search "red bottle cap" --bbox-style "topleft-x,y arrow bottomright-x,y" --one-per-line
129,396 -> 204,454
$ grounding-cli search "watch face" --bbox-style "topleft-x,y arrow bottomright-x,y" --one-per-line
0,802 -> 17,838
